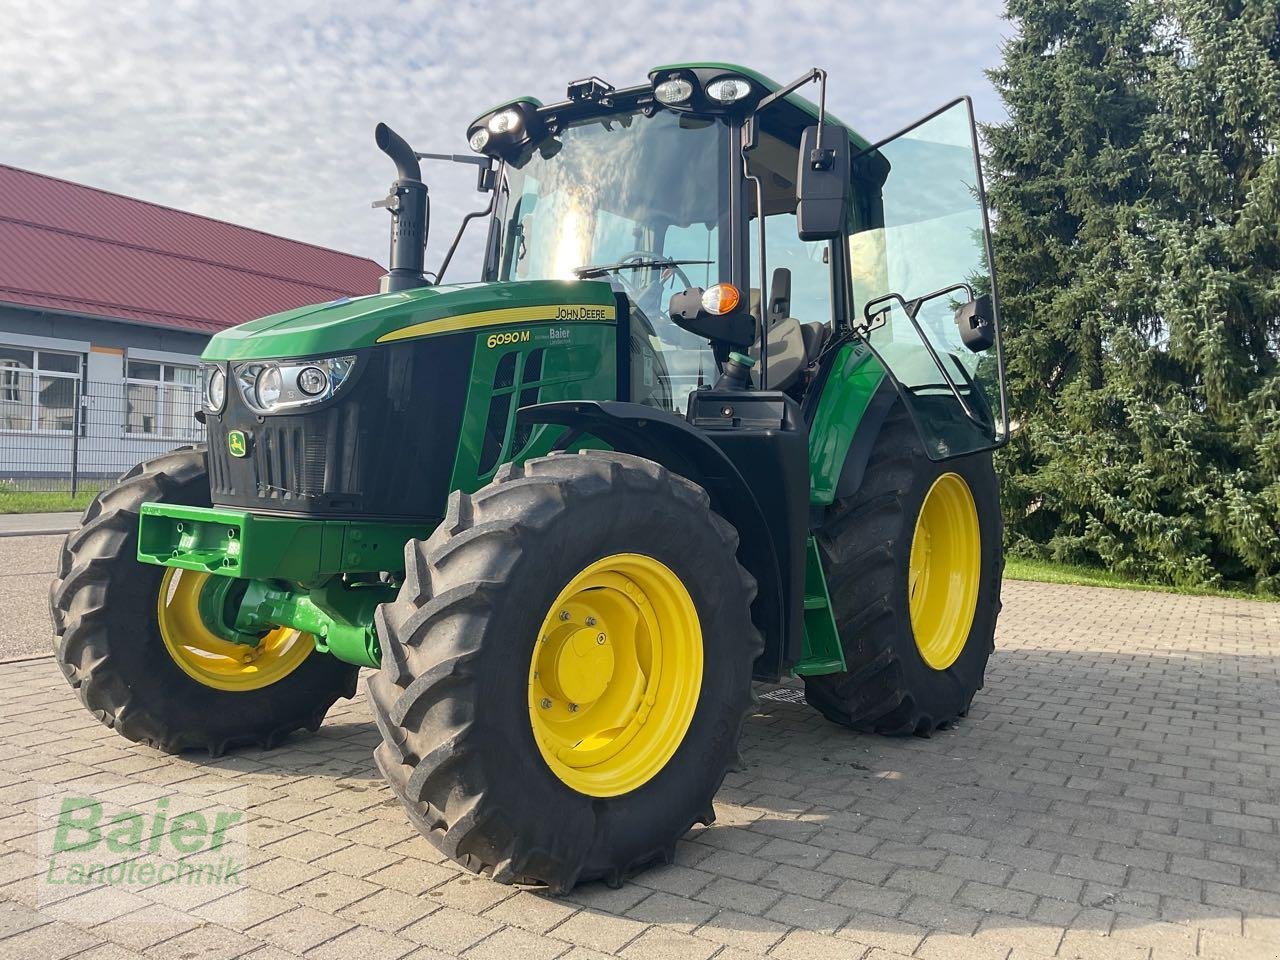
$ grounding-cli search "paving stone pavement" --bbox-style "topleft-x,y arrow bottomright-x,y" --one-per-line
0,579 -> 1278,960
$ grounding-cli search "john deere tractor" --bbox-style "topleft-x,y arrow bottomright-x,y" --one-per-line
51,64 -> 1007,891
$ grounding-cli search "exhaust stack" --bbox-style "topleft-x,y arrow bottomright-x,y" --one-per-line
374,123 -> 429,292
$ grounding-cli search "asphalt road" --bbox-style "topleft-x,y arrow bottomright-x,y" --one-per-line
0,534 -> 61,660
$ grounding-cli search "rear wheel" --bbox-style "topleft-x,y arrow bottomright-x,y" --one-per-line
49,448 -> 359,754
803,405 -> 1002,734
368,450 -> 761,892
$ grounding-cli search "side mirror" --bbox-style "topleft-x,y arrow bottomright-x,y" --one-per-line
668,288 -> 756,348
796,124 -> 849,241
954,294 -> 996,352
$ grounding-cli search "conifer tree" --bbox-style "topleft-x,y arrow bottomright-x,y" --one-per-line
985,0 -> 1279,592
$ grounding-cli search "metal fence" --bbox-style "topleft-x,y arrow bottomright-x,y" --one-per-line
0,373 -> 205,493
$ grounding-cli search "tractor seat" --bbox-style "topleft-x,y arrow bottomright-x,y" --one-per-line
746,289 -> 830,390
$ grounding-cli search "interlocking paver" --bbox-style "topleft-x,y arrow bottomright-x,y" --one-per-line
401,905 -> 500,953
248,905 -> 355,955
304,923 -> 417,960
0,577 -> 1277,959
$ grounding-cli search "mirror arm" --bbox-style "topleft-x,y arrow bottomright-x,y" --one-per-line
437,188 -> 498,284
753,67 -> 825,122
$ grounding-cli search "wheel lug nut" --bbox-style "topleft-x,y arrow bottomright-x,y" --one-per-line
540,698 -> 551,709
568,703 -> 579,713
559,611 -> 571,621
585,616 -> 597,626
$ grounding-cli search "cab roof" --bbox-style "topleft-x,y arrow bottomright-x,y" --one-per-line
475,62 -> 874,154
650,62 -> 873,152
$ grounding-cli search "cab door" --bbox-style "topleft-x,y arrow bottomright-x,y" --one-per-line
847,97 -> 1007,460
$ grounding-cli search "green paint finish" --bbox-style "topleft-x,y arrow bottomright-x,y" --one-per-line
235,579 -> 391,668
449,320 -> 616,494
137,503 -> 430,584
202,279 -> 617,362
807,343 -> 886,505
792,536 -> 845,676
648,62 -> 873,152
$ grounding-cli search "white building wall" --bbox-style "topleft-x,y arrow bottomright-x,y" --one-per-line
0,305 -> 210,484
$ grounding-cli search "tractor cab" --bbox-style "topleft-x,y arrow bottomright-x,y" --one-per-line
453,65 -> 1006,457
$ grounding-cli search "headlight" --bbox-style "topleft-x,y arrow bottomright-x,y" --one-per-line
203,365 -> 226,413
296,366 -> 328,396
468,128 -> 490,152
234,355 -> 357,414
654,78 -> 693,105
488,110 -> 521,134
257,367 -> 283,408
706,77 -> 752,104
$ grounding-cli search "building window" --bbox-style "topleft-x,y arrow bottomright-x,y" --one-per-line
125,359 -> 201,439
0,345 -> 82,432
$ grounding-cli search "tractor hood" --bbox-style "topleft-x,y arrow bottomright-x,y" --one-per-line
202,279 -> 617,362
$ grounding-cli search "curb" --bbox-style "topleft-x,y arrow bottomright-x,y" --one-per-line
0,512 -> 80,538
0,526 -> 75,539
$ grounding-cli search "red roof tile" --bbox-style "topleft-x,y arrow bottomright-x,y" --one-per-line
0,164 -> 386,334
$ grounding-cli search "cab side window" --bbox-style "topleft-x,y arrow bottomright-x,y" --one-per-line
746,129 -> 835,328
750,212 -> 832,325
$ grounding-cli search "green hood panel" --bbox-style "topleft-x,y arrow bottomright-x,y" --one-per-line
203,280 -> 617,361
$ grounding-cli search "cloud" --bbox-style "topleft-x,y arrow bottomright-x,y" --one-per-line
0,0 -> 1010,279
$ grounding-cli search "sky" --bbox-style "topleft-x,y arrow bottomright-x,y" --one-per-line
0,0 -> 1012,280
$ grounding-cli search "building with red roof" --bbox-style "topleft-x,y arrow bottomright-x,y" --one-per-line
0,163 -> 385,484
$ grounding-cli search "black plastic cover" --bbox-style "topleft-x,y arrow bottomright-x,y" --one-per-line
205,336 -> 472,520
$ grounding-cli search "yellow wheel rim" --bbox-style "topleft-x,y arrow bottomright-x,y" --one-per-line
528,554 -> 703,798
908,473 -> 981,671
156,568 -> 313,692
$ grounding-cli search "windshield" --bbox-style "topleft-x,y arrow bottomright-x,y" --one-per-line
495,109 -> 730,413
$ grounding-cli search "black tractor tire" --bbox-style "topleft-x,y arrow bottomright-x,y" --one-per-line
368,450 -> 761,893
803,404 -> 1002,735
49,447 -> 359,755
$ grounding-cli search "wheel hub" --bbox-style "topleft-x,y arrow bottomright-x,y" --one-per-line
908,472 -> 981,671
538,625 -> 615,705
528,554 -> 702,797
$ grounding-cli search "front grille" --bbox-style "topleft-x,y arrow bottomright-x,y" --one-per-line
205,338 -> 472,520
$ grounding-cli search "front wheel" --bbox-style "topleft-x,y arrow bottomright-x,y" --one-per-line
804,405 -> 1003,734
368,450 -> 761,892
49,448 -> 359,755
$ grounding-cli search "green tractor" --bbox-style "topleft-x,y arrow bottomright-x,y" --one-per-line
50,64 -> 1007,891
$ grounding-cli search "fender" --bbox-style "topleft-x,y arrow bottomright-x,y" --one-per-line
805,338 -> 898,506
833,378 -> 899,501
519,399 -> 790,680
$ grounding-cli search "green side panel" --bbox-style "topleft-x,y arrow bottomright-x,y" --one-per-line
648,61 -> 873,151
449,319 -> 616,494
792,537 -> 846,677
202,279 -> 617,361
137,503 -> 430,584
807,342 -> 886,505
